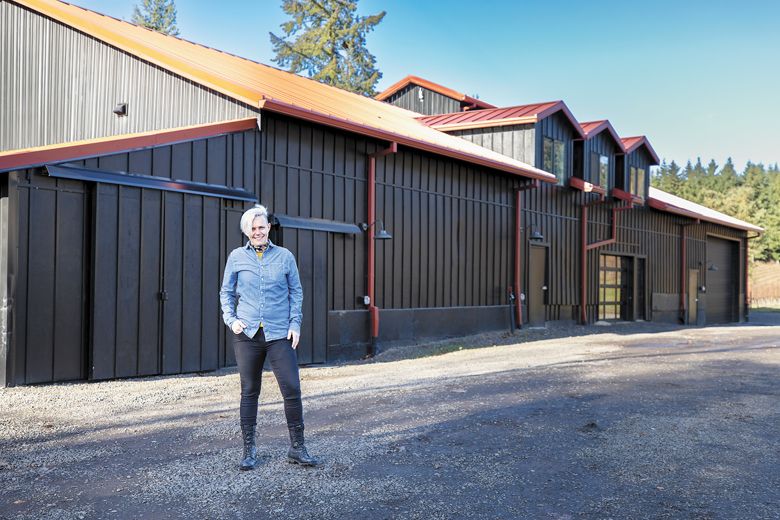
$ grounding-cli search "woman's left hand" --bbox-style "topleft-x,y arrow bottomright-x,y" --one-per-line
287,329 -> 300,349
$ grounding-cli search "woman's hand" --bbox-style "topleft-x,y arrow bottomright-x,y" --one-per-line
231,320 -> 247,335
287,329 -> 300,349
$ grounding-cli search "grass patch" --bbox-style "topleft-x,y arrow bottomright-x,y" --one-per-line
750,306 -> 780,313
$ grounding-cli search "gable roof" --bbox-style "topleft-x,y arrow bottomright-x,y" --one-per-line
579,120 -> 625,151
10,0 -> 554,183
621,136 -> 660,164
375,75 -> 496,109
648,187 -> 762,233
418,101 -> 586,138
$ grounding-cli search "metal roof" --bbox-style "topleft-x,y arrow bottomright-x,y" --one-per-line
0,118 -> 259,172
648,187 -> 762,233
579,120 -> 625,151
374,75 -> 496,109
418,101 -> 586,138
621,136 -> 660,164
12,0 -> 554,182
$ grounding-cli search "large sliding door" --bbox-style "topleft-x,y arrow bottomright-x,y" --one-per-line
598,254 -> 633,321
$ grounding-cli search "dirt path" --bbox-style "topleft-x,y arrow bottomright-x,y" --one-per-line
2,316 -> 779,519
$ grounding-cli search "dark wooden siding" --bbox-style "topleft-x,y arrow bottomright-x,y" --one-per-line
7,130 -> 256,385
452,124 -> 536,166
383,84 -> 463,115
582,131 -> 620,187
536,111 -> 578,183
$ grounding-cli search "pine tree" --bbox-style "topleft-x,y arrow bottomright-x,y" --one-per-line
132,0 -> 179,36
270,0 -> 386,96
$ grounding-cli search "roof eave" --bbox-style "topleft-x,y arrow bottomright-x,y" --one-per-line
647,197 -> 763,233
259,98 -> 555,183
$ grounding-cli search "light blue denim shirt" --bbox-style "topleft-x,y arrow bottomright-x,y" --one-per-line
219,240 -> 303,341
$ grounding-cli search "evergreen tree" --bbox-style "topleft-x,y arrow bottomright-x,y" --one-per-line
132,0 -> 179,36
270,0 -> 385,96
718,157 -> 739,191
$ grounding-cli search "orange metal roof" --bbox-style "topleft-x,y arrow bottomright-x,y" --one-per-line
418,101 -> 586,138
12,0 -> 554,183
621,136 -> 660,164
579,120 -> 625,151
648,187 -> 762,233
0,118 -> 259,172
375,75 -> 496,109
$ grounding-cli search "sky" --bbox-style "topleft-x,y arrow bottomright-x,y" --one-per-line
75,0 -> 780,172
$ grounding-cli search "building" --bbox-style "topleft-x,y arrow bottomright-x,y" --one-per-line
0,0 -> 762,386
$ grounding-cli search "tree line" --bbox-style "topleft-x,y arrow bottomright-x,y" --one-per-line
651,159 -> 780,263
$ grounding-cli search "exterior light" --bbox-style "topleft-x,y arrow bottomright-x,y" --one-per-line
360,219 -> 392,240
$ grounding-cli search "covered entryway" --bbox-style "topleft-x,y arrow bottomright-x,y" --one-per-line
706,236 -> 738,324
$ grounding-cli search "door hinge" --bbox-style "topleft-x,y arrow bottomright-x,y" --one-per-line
158,290 -> 168,301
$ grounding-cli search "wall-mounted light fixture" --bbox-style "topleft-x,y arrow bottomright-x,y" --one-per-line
113,102 -> 128,117
361,219 -> 392,240
528,226 -> 544,241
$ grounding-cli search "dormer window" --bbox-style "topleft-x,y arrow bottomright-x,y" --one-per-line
543,136 -> 566,184
590,152 -> 609,189
630,166 -> 646,199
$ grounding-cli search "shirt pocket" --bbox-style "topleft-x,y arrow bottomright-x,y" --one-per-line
263,261 -> 286,283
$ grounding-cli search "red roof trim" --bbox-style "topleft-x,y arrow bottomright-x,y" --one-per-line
0,118 -> 259,172
259,98 -> 556,183
579,120 -> 626,152
621,136 -> 660,164
419,100 -> 586,138
375,75 -> 495,109
569,177 -> 606,195
611,187 -> 643,204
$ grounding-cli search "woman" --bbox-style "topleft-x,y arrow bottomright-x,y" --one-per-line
219,204 -> 318,470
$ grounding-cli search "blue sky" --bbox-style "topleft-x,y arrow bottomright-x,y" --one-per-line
76,0 -> 779,172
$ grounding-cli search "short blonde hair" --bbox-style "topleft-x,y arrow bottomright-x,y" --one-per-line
240,205 -> 269,237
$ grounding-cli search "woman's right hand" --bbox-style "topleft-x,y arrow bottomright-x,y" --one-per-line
231,320 -> 247,335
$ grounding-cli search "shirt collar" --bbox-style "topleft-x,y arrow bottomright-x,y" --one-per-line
245,239 -> 275,251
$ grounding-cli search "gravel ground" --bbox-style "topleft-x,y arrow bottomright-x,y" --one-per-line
1,314 -> 779,519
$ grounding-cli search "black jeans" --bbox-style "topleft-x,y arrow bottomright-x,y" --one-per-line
233,329 -> 303,428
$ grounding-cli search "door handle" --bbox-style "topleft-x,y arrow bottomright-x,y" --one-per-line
542,285 -> 548,291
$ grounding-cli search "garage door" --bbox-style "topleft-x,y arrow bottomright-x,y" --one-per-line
706,237 -> 737,324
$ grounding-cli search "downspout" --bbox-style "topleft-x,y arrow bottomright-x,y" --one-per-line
514,181 -> 540,328
580,197 -> 635,324
366,142 -> 397,356
745,232 -> 762,322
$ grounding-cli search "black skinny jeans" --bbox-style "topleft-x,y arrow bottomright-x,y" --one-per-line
233,328 -> 303,428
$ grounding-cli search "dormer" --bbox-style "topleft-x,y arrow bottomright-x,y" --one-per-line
574,120 -> 625,194
620,136 -> 660,201
375,75 -> 495,115
418,100 -> 584,186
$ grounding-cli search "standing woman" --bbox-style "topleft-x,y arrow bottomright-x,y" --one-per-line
220,205 -> 319,470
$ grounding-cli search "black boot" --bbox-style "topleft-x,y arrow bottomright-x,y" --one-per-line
287,424 -> 319,467
239,424 -> 257,471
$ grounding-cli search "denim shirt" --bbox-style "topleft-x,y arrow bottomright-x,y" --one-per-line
219,240 -> 303,341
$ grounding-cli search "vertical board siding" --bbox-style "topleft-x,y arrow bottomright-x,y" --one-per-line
0,1 -> 258,152
582,132 -> 620,187
384,85 -> 463,115
454,124 -> 536,166
14,173 -> 88,384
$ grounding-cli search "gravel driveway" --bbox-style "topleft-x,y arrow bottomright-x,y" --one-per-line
1,314 -> 779,519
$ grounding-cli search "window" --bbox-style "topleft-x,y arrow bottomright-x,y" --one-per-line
543,136 -> 566,184
629,166 -> 646,199
599,155 -> 609,189
591,152 -> 609,188
636,168 -> 646,199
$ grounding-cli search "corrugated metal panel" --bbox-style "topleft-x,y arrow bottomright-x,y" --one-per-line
384,84 -> 463,116
1,1 -> 258,152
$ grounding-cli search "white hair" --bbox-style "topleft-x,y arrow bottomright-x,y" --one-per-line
240,205 -> 269,237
